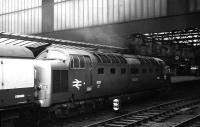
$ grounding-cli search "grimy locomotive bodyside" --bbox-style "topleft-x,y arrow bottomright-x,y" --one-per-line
35,47 -> 170,113
0,45 -> 170,125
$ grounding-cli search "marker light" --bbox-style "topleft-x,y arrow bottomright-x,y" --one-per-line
113,98 -> 120,111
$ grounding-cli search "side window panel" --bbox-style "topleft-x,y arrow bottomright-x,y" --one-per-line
93,53 -> 102,63
98,68 -> 104,74
142,68 -> 147,73
79,56 -> 85,68
73,55 -> 79,68
93,53 -> 126,64
84,56 -> 92,67
117,56 -> 126,64
70,54 -> 87,69
149,68 -> 153,73
138,58 -> 146,65
108,55 -> 117,63
149,58 -> 156,65
107,55 -> 114,63
101,54 -> 111,63
121,68 -> 126,74
113,55 -> 120,63
104,55 -> 111,63
110,68 -> 116,74
131,68 -> 139,74
145,59 -> 151,65
98,54 -> 107,63
70,56 -> 74,68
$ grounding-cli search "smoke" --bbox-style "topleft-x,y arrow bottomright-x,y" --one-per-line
78,27 -> 126,47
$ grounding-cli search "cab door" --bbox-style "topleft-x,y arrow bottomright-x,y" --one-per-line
69,55 -> 92,100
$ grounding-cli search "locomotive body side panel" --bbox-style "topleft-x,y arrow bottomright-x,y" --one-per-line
69,66 -> 88,100
112,65 -> 129,95
92,64 -> 115,97
91,53 -> 129,98
0,59 -> 35,107
2,59 -> 34,89
125,55 -> 145,94
139,64 -> 153,90
129,64 -> 142,92
68,55 -> 93,100
36,47 -> 171,108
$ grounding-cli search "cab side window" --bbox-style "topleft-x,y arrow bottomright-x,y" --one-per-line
70,54 -> 85,69
79,56 -> 85,68
84,55 -> 92,67
73,55 -> 79,68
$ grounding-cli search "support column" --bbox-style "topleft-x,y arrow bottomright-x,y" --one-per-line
42,0 -> 54,33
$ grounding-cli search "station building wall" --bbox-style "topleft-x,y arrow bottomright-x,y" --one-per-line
0,0 -> 199,39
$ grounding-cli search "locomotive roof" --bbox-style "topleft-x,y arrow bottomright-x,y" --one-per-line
42,47 -> 125,57
123,54 -> 165,65
154,57 -> 165,65
37,47 -> 129,64
38,47 -> 166,66
46,47 -> 92,56
123,54 -> 140,65
0,44 -> 34,58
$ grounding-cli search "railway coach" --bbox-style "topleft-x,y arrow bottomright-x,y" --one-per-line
0,44 -> 35,108
0,44 -> 36,126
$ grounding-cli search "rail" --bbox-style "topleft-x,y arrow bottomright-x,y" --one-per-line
85,97 -> 200,127
173,114 -> 200,127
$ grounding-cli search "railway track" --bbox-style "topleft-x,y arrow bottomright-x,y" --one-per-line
84,97 -> 200,127
173,114 -> 200,127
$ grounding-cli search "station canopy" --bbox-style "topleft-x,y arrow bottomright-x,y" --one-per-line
0,31 -> 126,57
130,27 -> 200,47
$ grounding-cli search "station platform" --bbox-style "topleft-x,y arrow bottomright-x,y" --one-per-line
171,76 -> 200,84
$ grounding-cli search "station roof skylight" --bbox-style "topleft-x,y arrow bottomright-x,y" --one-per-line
137,28 -> 200,47
129,28 -> 200,47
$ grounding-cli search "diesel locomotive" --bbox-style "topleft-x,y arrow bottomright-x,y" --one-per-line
35,47 -> 170,111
